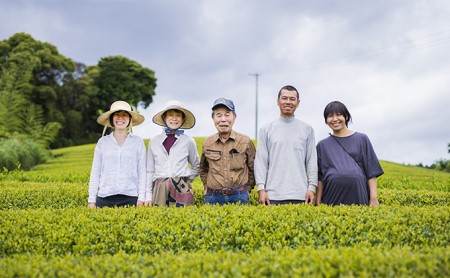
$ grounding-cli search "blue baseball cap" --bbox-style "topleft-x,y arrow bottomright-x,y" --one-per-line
212,98 -> 235,111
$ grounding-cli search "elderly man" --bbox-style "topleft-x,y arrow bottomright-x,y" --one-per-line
200,98 -> 256,205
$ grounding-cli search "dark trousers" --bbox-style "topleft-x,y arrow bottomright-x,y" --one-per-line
96,194 -> 138,208
270,199 -> 304,205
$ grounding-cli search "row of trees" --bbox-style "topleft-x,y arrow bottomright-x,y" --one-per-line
0,32 -> 157,170
414,143 -> 450,173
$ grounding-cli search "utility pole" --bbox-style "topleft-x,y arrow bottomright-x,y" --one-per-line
249,73 -> 260,139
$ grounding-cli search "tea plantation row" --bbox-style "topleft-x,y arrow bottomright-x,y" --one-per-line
0,139 -> 449,277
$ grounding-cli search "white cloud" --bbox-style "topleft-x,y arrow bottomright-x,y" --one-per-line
1,0 -> 449,165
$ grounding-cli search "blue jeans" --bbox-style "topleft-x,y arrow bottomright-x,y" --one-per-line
204,190 -> 250,205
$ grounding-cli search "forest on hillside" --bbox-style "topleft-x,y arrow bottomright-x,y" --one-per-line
0,32 -> 157,170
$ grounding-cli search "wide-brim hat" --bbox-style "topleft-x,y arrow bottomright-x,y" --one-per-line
152,100 -> 196,129
97,100 -> 145,128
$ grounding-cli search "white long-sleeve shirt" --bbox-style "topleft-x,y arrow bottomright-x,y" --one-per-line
254,117 -> 318,201
146,131 -> 200,201
88,133 -> 147,203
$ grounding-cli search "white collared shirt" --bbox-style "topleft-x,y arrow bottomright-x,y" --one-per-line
88,133 -> 147,203
146,131 -> 200,201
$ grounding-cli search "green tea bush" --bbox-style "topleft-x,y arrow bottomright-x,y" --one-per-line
0,169 -> 90,183
1,140 -> 449,277
2,181 -> 448,210
1,206 -> 448,256
1,247 -> 448,277
378,188 -> 450,206
378,174 -> 450,192
0,181 -> 87,209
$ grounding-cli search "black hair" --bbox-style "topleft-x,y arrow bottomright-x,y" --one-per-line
109,110 -> 132,127
162,109 -> 186,128
163,109 -> 185,120
277,85 -> 299,99
323,101 -> 352,127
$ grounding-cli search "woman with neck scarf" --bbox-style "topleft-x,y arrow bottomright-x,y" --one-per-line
145,100 -> 200,207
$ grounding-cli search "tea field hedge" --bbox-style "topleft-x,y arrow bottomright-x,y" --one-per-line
1,138 -> 449,277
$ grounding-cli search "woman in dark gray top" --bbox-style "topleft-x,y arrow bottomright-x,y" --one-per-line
316,101 -> 384,206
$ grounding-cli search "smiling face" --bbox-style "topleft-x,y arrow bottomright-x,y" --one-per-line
164,109 -> 184,130
111,110 -> 131,129
326,112 -> 348,133
277,89 -> 300,118
212,106 -> 236,136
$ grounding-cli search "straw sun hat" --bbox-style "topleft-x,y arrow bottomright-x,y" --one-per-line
97,100 -> 145,132
152,100 -> 196,129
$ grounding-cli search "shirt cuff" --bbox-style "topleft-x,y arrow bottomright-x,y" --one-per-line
308,184 -> 317,193
138,194 -> 146,202
257,184 -> 265,191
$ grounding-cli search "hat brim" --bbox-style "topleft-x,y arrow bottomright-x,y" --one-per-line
152,106 -> 196,129
97,109 -> 145,127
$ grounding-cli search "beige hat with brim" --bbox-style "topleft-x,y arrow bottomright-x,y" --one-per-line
152,100 -> 196,129
97,100 -> 145,127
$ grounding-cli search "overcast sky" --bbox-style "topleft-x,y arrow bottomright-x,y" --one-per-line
1,0 -> 450,165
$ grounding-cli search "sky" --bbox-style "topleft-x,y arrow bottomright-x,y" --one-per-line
1,0 -> 449,166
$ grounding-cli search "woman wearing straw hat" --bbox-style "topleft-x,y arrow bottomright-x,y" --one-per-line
145,100 -> 200,207
88,100 -> 147,208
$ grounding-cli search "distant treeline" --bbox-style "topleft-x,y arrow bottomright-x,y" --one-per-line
0,32 -> 157,170
415,158 -> 450,173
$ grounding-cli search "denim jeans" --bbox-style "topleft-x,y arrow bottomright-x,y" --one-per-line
204,190 -> 250,205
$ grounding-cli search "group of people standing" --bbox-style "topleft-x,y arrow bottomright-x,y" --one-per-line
88,85 -> 384,208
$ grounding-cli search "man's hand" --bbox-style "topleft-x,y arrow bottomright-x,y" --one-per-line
258,189 -> 271,205
305,191 -> 315,205
144,201 -> 152,207
136,201 -> 144,207
88,203 -> 96,209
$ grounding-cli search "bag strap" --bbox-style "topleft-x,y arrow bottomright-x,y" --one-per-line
329,134 -> 367,178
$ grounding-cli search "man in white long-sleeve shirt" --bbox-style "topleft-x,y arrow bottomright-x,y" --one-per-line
254,85 -> 318,205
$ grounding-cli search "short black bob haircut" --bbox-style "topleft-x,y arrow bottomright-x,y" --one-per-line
323,101 -> 352,127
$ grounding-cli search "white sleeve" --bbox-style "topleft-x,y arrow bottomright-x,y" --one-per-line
88,141 -> 102,203
254,126 -> 269,191
137,139 -> 147,202
145,141 -> 155,202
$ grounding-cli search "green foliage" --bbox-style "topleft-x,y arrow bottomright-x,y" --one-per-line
0,33 -> 158,149
1,247 -> 449,277
0,32 -> 75,121
0,138 -> 49,171
1,206 -> 449,256
1,140 -> 449,276
94,55 -> 157,109
1,180 -> 449,209
379,160 -> 450,190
